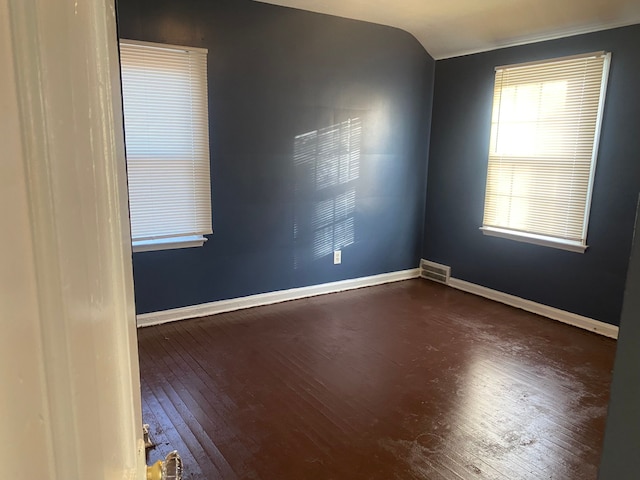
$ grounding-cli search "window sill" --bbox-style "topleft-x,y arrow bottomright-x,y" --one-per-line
480,227 -> 587,253
132,235 -> 207,253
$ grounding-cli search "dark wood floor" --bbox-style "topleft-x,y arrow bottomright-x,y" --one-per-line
137,279 -> 616,479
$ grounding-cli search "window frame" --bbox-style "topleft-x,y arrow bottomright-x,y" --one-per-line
480,51 -> 611,253
119,39 -> 212,253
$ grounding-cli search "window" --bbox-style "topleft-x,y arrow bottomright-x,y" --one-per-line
119,40 -> 212,252
481,51 -> 611,253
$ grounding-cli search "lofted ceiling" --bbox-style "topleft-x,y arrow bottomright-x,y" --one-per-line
254,0 -> 640,59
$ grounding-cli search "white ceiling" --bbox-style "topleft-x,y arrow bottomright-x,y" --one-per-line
254,0 -> 640,59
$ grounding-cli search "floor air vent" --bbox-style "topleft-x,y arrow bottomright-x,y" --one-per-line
420,260 -> 451,285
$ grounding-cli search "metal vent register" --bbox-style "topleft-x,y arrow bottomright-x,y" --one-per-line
420,260 -> 451,284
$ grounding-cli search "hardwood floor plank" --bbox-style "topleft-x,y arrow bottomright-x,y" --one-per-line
137,279 -> 615,479
140,378 -> 206,479
143,334 -> 242,478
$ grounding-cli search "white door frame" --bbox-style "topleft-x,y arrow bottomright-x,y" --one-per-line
0,1 -> 145,479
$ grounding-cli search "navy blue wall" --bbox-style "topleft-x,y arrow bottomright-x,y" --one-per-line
117,0 -> 435,314
423,25 -> 640,326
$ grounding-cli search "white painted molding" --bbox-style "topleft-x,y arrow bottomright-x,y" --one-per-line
6,0 -> 145,477
137,268 -> 421,328
448,277 -> 619,339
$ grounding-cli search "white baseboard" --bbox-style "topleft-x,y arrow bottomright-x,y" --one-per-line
447,277 -> 619,339
137,268 -> 421,328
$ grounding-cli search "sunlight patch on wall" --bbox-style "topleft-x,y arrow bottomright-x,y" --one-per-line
293,118 -> 362,269
311,190 -> 356,260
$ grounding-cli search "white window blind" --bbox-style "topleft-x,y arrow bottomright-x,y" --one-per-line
119,40 -> 212,250
481,51 -> 610,252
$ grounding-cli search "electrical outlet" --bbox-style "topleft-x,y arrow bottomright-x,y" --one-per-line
333,250 -> 342,265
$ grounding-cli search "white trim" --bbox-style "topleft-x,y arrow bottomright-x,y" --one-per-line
132,235 -> 207,253
494,50 -> 607,71
581,51 -> 612,244
436,19 -> 640,60
7,0 -> 145,477
448,277 -> 618,339
480,227 -> 588,253
137,268 -> 420,327
120,38 -> 208,54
